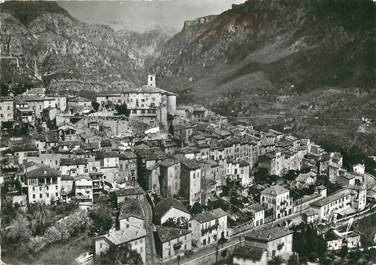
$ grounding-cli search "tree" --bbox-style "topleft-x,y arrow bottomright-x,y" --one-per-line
115,103 -> 130,116
92,101 -> 100,111
293,223 -> 327,261
45,226 -> 62,244
284,170 -> 299,181
88,206 -> 113,235
254,167 -> 269,183
268,256 -> 284,265
32,202 -> 48,233
190,202 -> 204,215
96,244 -> 143,265
163,217 -> 188,229
1,201 -> 18,225
4,214 -> 32,243
27,236 -> 47,253
340,244 -> 348,258
288,254 -> 299,265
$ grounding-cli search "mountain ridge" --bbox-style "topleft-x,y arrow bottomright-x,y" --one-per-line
0,1 -> 172,94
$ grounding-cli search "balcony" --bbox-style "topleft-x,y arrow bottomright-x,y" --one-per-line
76,194 -> 92,200
201,223 -> 219,236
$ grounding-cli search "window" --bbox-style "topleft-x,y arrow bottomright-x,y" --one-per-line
40,194 -> 42,198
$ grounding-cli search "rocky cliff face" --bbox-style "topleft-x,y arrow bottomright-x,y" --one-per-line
156,0 -> 375,99
155,0 -> 375,154
0,1 -> 171,93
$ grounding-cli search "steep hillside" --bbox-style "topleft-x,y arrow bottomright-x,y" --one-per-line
157,0 -> 375,98
0,1 -> 171,94
155,0 -> 376,154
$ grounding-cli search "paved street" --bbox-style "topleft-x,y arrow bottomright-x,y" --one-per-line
142,199 -> 157,265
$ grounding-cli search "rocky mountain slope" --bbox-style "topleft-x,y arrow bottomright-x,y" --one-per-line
154,0 -> 376,154
0,1 -> 171,94
157,0 -> 374,98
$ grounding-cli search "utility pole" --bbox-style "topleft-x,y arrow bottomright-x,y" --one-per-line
0,156 -> 3,265
0,131 -> 3,264
215,243 -> 219,263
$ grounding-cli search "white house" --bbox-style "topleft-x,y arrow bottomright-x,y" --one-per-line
94,228 -> 146,264
244,226 -> 293,260
310,188 -> 351,221
260,185 -> 293,219
26,166 -> 61,205
188,208 -> 228,247
74,176 -> 93,210
154,198 -> 191,225
155,226 -> 192,261
118,198 -> 145,231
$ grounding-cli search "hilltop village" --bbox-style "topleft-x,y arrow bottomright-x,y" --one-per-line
1,75 -> 376,265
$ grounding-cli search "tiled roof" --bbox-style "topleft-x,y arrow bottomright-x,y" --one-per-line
60,157 -> 88,166
159,158 -> 180,168
310,188 -> 351,207
68,96 -> 91,102
95,151 -> 119,159
191,208 -> 228,223
100,139 -> 112,147
233,246 -> 265,260
177,146 -> 199,154
155,198 -> 190,219
245,226 -> 293,242
248,203 -> 264,212
119,151 -> 137,160
178,158 -> 201,170
135,148 -> 166,161
27,166 -> 60,179
102,227 -> 146,245
155,225 -> 191,243
114,187 -> 144,197
261,185 -> 289,196
119,198 -> 145,220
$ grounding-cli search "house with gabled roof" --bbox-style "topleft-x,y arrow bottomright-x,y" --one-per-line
260,185 -> 293,220
94,227 -> 146,264
118,198 -> 145,231
154,226 -> 192,261
25,165 -> 61,205
188,208 -> 228,247
244,226 -> 293,260
154,198 -> 191,225
232,246 -> 268,265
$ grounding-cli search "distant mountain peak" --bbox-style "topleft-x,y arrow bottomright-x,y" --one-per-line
0,1 -> 73,26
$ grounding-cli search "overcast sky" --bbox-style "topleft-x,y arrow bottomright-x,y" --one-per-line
59,0 -> 246,32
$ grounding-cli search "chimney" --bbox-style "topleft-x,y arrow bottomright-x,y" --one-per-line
148,74 -> 156,87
